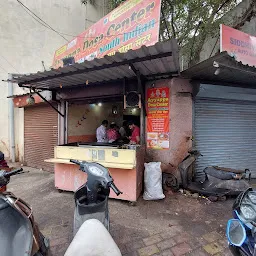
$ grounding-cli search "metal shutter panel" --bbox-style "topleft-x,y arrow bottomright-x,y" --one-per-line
195,98 -> 256,180
24,104 -> 58,172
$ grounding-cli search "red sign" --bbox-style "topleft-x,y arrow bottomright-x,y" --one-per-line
146,87 -> 170,149
13,93 -> 51,108
220,24 -> 256,66
53,0 -> 161,68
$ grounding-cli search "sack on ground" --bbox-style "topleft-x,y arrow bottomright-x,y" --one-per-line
143,162 -> 165,200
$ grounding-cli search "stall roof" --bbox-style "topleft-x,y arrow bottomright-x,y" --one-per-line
12,40 -> 179,90
181,52 -> 256,87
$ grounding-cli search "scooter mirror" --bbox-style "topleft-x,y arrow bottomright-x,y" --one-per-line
226,219 -> 246,247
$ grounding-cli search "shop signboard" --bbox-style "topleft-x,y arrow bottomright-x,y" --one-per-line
220,24 -> 256,67
53,0 -> 162,68
13,91 -> 52,108
146,87 -> 169,149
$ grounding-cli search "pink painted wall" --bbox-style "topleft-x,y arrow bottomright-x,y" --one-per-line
145,78 -> 193,174
55,163 -> 141,202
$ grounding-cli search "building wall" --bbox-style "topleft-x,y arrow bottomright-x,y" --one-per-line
0,0 -> 108,161
146,78 -> 193,174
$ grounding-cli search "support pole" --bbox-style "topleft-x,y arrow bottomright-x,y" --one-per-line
8,73 -> 15,162
129,64 -> 147,144
34,91 -> 64,117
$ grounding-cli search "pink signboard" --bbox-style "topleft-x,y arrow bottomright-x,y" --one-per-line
220,24 -> 256,67
53,0 -> 162,68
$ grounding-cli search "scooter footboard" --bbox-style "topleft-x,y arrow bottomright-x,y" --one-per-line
74,188 -> 109,235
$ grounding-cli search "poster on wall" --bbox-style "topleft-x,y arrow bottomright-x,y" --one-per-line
220,24 -> 256,67
52,0 -> 162,68
146,87 -> 169,149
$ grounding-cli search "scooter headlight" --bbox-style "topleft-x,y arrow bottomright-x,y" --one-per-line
88,166 -> 104,177
240,192 -> 256,221
240,205 -> 256,220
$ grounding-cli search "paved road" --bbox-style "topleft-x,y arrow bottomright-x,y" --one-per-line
8,167 -> 233,255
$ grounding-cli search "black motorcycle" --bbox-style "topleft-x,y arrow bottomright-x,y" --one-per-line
179,150 -> 251,201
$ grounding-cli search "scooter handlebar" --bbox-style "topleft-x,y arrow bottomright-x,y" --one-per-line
70,159 -> 81,165
109,182 -> 123,196
4,168 -> 23,178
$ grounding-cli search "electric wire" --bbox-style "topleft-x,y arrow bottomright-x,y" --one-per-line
0,63 -> 8,73
0,55 -> 20,74
17,0 -> 69,42
17,0 -> 163,41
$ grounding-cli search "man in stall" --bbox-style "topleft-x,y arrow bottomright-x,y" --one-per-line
128,120 -> 140,144
96,120 -> 108,143
107,122 -> 120,143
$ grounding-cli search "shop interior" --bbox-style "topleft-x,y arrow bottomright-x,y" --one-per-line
67,96 -> 141,144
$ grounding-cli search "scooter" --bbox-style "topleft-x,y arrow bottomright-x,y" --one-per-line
0,168 -> 49,256
0,162 -> 122,256
226,188 -> 256,256
179,150 -> 251,201
70,159 -> 122,235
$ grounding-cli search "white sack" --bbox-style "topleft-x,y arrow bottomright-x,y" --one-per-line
143,162 -> 165,200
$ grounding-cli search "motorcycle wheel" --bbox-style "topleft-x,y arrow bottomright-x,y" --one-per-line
162,173 -> 179,192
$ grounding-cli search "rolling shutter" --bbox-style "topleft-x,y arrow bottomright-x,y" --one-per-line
195,98 -> 256,180
24,104 -> 58,172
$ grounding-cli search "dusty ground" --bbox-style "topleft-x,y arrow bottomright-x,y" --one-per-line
8,166 -> 234,256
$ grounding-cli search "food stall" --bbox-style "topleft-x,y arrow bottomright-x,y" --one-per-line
12,39 -> 180,202
45,96 -> 145,202
43,96 -> 145,202
11,0 -> 180,202
45,142 -> 145,202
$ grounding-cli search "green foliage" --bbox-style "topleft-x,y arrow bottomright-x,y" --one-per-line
109,0 -> 126,9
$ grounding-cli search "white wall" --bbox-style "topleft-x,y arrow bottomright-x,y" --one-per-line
0,0 -> 108,161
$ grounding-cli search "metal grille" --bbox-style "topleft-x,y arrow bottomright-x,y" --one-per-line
24,104 -> 58,172
195,98 -> 256,180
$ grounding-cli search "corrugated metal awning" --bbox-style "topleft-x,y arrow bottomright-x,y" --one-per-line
12,40 -> 179,90
181,52 -> 256,87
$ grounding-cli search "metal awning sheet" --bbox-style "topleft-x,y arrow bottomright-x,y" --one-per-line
181,52 -> 256,87
12,40 -> 179,90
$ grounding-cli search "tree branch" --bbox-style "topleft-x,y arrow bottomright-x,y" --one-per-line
161,8 -> 172,40
215,0 -> 232,15
170,4 -> 176,38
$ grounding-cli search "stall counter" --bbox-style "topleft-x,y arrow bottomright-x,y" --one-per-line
45,144 -> 145,202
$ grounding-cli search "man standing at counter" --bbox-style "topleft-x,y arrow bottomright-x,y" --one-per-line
128,120 -> 140,144
96,120 -> 108,142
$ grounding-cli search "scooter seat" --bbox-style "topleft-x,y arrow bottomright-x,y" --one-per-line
0,197 -> 33,256
65,219 -> 122,256
187,182 -> 230,197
